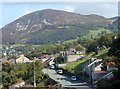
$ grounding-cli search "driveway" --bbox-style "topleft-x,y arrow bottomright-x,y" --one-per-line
42,68 -> 91,89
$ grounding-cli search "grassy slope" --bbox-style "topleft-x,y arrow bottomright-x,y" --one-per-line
63,39 -> 77,44
82,28 -> 112,39
65,53 -> 94,74
11,44 -> 26,48
63,28 -> 112,45
65,60 -> 88,74
95,49 -> 109,59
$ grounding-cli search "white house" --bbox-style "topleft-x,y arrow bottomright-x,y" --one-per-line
66,51 -> 84,62
9,81 -> 25,89
16,55 -> 33,63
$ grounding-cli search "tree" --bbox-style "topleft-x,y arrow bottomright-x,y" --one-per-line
97,35 -> 120,89
97,33 -> 114,47
54,54 -> 64,64
108,36 -> 120,58
43,45 -> 56,54
75,45 -> 84,51
77,38 -> 94,47
55,44 -> 65,52
2,72 -> 12,88
96,78 -> 113,89
26,61 -> 44,84
86,42 -> 98,55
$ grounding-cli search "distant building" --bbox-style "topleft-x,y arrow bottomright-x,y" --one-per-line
41,54 -> 50,63
66,50 -> 84,62
107,62 -> 118,72
22,84 -> 34,87
1,57 -> 16,64
43,54 -> 49,58
48,56 -> 55,65
16,55 -> 33,63
9,81 -> 25,89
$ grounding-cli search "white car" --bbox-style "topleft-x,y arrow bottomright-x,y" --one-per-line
71,76 -> 77,81
57,69 -> 63,74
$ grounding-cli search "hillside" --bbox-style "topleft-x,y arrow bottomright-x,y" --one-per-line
112,17 -> 120,30
1,9 -> 113,45
82,28 -> 112,39
109,16 -> 118,23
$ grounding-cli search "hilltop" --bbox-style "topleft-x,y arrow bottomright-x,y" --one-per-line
1,9 -> 114,45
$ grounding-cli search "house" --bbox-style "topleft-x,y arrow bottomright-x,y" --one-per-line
16,55 -> 33,63
107,62 -> 118,72
41,54 -> 50,63
43,54 -> 49,58
93,71 -> 108,81
66,50 -> 84,62
41,58 -> 49,63
22,84 -> 34,87
9,81 -> 25,89
48,56 -> 55,65
4,59 -> 16,64
84,58 -> 108,81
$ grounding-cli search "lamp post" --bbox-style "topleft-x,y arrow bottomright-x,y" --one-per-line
34,57 -> 36,87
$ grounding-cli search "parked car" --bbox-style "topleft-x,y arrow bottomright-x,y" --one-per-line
49,64 -> 55,69
56,69 -> 64,74
71,76 -> 77,81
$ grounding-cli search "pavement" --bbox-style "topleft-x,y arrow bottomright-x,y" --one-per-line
42,68 -> 91,89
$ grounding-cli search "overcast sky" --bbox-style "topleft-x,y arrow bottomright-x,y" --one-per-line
0,2 -> 119,28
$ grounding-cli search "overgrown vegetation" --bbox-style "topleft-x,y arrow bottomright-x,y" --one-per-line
96,34 -> 120,89
2,61 -> 50,88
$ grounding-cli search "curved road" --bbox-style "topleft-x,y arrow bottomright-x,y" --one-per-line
42,68 -> 91,89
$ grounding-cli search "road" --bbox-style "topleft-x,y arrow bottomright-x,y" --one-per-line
42,68 -> 91,89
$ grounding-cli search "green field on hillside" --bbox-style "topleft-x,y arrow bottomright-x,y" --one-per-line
65,53 -> 94,74
82,28 -> 112,39
63,28 -> 112,45
11,44 -> 26,48
63,39 -> 77,44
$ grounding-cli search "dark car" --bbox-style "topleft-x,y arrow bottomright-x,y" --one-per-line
70,76 -> 77,81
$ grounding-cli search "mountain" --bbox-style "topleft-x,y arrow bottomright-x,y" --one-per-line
109,16 -> 120,31
112,17 -> 120,30
1,9 -> 113,45
109,16 -> 118,22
